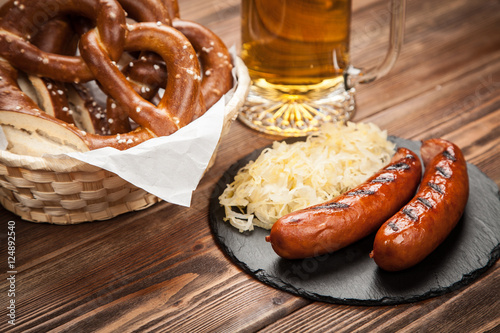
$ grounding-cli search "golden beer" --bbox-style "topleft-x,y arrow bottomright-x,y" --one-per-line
239,0 -> 406,136
239,0 -> 355,136
241,0 -> 351,86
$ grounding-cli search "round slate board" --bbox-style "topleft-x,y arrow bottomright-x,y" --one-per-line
209,137 -> 500,305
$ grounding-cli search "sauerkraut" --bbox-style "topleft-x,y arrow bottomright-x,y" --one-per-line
219,122 -> 396,232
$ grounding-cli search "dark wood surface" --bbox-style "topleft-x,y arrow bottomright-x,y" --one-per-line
1,0 -> 500,331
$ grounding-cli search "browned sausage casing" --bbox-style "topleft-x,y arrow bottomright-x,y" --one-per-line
265,147 -> 422,259
370,139 -> 469,271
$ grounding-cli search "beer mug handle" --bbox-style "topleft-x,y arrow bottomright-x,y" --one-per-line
344,0 -> 407,89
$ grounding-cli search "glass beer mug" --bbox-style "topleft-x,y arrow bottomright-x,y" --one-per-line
239,0 -> 406,136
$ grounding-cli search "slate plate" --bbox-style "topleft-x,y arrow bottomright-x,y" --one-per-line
209,137 -> 500,305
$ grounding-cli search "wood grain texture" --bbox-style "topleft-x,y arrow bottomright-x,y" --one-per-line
1,0 -> 499,332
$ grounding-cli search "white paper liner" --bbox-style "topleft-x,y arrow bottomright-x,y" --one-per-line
65,96 -> 225,207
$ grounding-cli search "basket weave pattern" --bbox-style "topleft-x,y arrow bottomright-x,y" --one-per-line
0,163 -> 159,224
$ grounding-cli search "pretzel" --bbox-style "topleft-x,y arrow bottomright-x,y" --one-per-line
109,19 -> 234,115
67,83 -> 111,135
173,19 -> 233,115
0,59 -> 92,155
105,58 -> 165,134
0,0 -> 127,83
60,0 -> 175,134
118,0 -> 172,25
82,22 -> 205,134
0,21 -> 205,152
26,18 -> 79,126
0,0 -> 174,137
102,6 -> 233,118
26,16 -> 111,135
0,0 -> 234,154
101,0 -> 174,133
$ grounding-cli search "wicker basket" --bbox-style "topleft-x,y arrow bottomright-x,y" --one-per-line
0,56 -> 250,224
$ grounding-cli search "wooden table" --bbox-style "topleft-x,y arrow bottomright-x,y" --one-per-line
1,0 -> 499,331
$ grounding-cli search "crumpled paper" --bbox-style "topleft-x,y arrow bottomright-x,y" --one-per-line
66,96 -> 226,207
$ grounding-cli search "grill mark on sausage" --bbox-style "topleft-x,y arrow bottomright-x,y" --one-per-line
403,207 -> 418,221
347,189 -> 376,196
428,182 -> 444,194
371,174 -> 396,183
386,162 -> 410,171
417,197 -> 434,208
312,202 -> 350,210
436,166 -> 451,178
443,149 -> 456,161
388,221 -> 399,231
406,154 -> 415,159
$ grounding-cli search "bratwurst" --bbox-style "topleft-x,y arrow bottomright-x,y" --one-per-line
370,139 -> 469,271
265,147 -> 422,259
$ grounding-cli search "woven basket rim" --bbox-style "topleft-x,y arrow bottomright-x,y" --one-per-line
0,55 -> 250,174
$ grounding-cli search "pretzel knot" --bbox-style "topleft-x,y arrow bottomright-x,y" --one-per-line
0,0 -> 234,154
0,0 -> 127,83
80,22 -> 204,142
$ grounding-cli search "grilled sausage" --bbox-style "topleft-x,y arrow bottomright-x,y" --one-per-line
370,138 -> 469,271
265,147 -> 422,259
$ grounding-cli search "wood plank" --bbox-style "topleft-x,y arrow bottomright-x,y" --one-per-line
259,264 -> 499,333
364,58 -> 500,185
353,0 -> 500,119
437,109 -> 500,186
364,52 -> 500,135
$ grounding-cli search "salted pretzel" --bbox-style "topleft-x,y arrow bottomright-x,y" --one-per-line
0,0 -> 174,137
1,22 -> 205,152
118,0 -> 172,25
103,0 -> 174,133
106,57 -> 166,134
109,19 -> 234,116
173,19 -> 233,115
108,2 -> 233,118
0,0 -> 127,83
82,22 -> 205,134
66,0 -> 177,134
42,0 -> 176,135
0,0 -> 234,154
26,18 -> 93,130
27,15 -> 112,135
